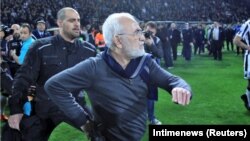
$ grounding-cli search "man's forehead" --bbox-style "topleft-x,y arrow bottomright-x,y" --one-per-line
37,22 -> 45,25
11,24 -> 20,29
21,27 -> 29,30
122,19 -> 140,31
65,10 -> 80,18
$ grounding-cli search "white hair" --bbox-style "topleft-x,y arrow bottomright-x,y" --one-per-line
171,23 -> 176,28
102,13 -> 136,48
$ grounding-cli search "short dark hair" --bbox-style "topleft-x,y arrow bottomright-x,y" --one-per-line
57,7 -> 78,20
21,23 -> 32,33
145,21 -> 157,29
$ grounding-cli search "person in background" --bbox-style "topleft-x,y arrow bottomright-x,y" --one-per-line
144,21 -> 163,125
194,24 -> 205,55
6,24 -> 22,76
10,23 -> 35,65
225,24 -> 235,51
0,26 -> 14,122
1,25 -> 14,62
169,23 -> 181,61
32,18 -> 51,40
182,23 -> 194,61
209,21 -> 224,61
233,19 -> 250,111
88,25 -> 98,47
95,25 -> 106,52
157,23 -> 174,69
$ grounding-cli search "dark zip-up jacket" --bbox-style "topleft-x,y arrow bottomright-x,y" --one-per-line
9,34 -> 96,116
45,53 -> 192,141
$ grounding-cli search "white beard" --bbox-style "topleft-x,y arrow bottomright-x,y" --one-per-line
125,46 -> 145,59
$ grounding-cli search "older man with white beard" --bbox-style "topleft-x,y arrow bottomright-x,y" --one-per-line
45,12 -> 192,141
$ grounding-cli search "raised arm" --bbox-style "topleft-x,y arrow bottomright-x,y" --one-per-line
148,59 -> 192,105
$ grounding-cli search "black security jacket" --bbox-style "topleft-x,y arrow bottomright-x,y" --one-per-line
9,34 -> 96,115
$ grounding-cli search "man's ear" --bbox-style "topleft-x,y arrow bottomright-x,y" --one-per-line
113,35 -> 122,49
57,20 -> 63,28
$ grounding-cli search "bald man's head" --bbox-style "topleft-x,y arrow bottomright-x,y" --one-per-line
11,24 -> 21,39
57,7 -> 79,21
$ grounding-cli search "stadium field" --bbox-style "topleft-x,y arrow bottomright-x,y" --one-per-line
49,50 -> 250,141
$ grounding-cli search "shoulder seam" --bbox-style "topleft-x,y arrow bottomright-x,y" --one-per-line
79,41 -> 96,52
38,43 -> 52,50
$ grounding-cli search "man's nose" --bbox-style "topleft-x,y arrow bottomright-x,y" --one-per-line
75,21 -> 80,26
139,33 -> 145,41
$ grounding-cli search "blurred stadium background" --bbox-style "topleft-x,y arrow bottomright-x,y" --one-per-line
1,0 -> 250,141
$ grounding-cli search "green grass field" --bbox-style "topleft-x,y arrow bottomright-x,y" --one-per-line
49,49 -> 250,141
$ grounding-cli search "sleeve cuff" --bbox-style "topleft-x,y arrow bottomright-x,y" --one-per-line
72,112 -> 88,129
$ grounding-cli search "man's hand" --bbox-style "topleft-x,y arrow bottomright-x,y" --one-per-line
81,120 -> 95,139
8,113 -> 23,130
28,85 -> 36,97
189,42 -> 194,47
171,87 -> 191,105
246,46 -> 250,52
81,120 -> 105,141
10,49 -> 16,57
144,36 -> 153,46
233,36 -> 250,51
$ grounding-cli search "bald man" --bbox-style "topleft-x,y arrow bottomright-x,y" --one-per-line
8,7 -> 96,140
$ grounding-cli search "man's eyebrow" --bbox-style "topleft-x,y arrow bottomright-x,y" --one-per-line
67,18 -> 80,21
134,29 -> 142,32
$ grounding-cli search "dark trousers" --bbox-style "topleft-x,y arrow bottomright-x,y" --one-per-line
194,42 -> 204,55
226,39 -> 234,51
19,108 -> 79,141
183,42 -> 192,61
162,42 -> 173,68
237,46 -> 245,57
1,123 -> 22,141
171,42 -> 178,60
1,109 -> 72,141
212,40 -> 222,60
19,94 -> 87,141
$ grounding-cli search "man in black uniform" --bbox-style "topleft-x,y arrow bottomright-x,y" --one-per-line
194,24 -> 205,55
32,18 -> 51,40
8,7 -> 96,141
182,23 -> 194,61
169,23 -> 181,61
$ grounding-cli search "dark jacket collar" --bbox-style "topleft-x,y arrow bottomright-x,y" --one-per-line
102,49 -> 150,79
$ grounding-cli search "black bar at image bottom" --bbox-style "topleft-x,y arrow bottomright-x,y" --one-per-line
149,125 -> 250,140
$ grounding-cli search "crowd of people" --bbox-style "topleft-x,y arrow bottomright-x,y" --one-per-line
1,0 -> 249,28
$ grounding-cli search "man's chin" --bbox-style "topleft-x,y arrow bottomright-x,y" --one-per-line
129,51 -> 145,59
75,33 -> 80,37
71,33 -> 80,39
138,50 -> 146,57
